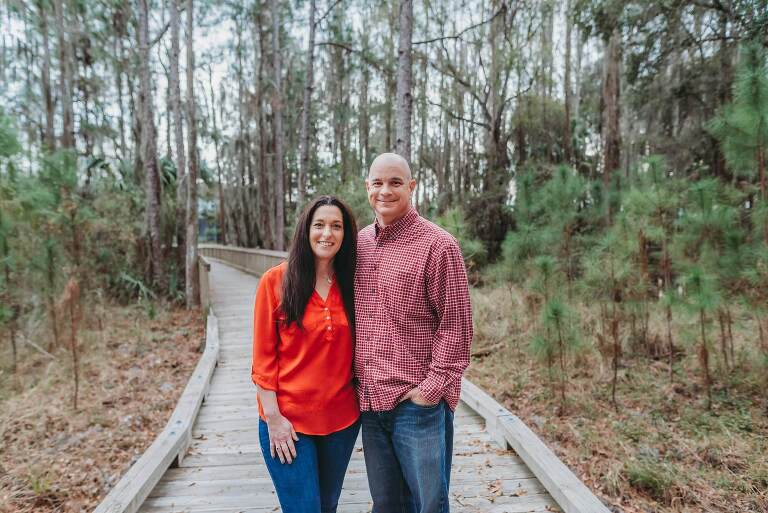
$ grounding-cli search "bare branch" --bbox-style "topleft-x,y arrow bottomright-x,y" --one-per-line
413,7 -> 505,45
315,40 -> 389,73
151,21 -> 171,47
427,99 -> 491,130
430,56 -> 492,122
315,0 -> 343,27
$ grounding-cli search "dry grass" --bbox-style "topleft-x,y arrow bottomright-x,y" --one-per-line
467,285 -> 768,513
0,301 -> 204,513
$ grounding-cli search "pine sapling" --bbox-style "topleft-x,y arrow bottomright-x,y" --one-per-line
58,276 -> 81,410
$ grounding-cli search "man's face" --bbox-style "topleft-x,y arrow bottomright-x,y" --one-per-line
366,160 -> 416,226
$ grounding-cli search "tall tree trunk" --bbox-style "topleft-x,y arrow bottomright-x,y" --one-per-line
114,5 -> 128,159
297,0 -> 316,211
255,14 -> 273,250
395,0 -> 413,162
359,31 -> 371,169
713,13 -> 731,179
170,0 -> 186,287
271,0 -> 285,250
208,65 -> 227,244
563,0 -> 573,164
40,0 -> 55,152
601,28 -> 621,193
185,0 -> 199,307
138,0 -> 164,291
54,0 -> 74,149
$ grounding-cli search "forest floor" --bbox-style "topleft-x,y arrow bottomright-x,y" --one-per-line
0,301 -> 204,513
467,285 -> 768,513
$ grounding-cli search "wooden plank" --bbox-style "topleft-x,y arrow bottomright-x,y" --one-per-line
179,450 -> 532,470
148,475 -> 546,499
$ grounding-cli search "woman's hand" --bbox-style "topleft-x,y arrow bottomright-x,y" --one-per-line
266,414 -> 299,464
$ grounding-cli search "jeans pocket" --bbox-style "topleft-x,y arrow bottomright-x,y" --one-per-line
408,398 -> 441,410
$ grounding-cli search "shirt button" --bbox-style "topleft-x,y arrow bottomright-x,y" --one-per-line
327,326 -> 332,330
326,316 -> 331,320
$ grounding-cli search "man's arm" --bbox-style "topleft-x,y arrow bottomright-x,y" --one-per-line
415,239 -> 473,404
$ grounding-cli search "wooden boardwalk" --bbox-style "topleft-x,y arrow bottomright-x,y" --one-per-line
137,260 -> 560,513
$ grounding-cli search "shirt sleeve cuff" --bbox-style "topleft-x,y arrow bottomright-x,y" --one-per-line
417,373 -> 446,404
252,373 -> 278,391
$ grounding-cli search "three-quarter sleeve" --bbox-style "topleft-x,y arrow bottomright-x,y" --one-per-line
251,269 -> 280,391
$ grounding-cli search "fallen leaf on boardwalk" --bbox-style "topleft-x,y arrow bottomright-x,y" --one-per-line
193,434 -> 207,440
487,479 -> 503,502
187,482 -> 196,487
509,485 -> 527,497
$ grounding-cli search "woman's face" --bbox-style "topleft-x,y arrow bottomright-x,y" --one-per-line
309,205 -> 344,262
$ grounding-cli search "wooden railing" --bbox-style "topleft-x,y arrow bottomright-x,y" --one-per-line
460,379 -> 610,513
93,262 -> 220,513
198,243 -> 287,280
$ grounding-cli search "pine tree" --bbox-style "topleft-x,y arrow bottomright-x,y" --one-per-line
709,42 -> 768,242
681,267 -> 720,410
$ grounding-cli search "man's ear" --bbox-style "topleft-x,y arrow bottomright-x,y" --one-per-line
409,179 -> 417,193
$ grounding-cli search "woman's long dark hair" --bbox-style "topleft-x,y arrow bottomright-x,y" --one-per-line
280,196 -> 357,330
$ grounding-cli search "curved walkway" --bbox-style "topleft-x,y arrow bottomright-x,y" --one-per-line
137,261 -> 560,513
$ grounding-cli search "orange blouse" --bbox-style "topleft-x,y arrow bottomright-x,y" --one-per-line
251,262 -> 359,435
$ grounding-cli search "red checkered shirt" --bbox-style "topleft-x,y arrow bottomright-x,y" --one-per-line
354,208 -> 473,412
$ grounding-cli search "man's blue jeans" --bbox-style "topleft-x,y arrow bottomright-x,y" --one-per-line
361,400 -> 454,513
259,419 -> 360,513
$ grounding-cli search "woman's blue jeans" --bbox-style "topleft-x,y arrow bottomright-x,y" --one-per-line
361,399 -> 454,513
259,419 -> 360,513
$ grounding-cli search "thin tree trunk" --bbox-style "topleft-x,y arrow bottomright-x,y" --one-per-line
699,309 -> 712,410
563,0 -> 573,164
170,0 -> 186,282
271,0 -> 285,250
114,6 -> 128,160
611,303 -> 620,409
297,0 -> 316,211
138,0 -> 165,291
185,0 -> 199,307
601,28 -> 621,192
54,0 -> 74,149
718,309 -> 730,372
40,0 -> 55,152
46,242 -> 60,350
395,0 -> 413,162
359,38 -> 371,168
208,65 -> 227,244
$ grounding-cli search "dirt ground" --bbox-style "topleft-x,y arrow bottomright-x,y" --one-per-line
0,303 -> 204,513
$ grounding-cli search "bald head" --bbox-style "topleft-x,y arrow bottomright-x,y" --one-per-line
368,152 -> 412,180
365,152 -> 416,226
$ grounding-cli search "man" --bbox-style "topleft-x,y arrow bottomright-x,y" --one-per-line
354,152 -> 473,513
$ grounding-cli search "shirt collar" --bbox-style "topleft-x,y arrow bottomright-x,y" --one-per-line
374,208 -> 419,241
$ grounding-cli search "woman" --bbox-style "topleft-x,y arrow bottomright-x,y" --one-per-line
251,196 -> 359,513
